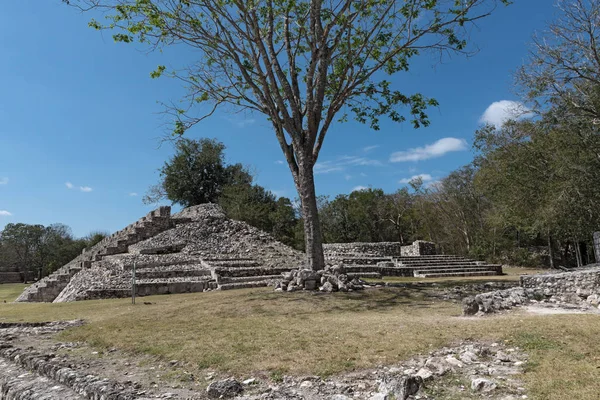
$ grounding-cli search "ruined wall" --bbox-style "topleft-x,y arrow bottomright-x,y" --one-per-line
464,267 -> 600,315
324,242 -> 404,257
400,241 -> 437,256
0,272 -> 21,283
520,268 -> 600,301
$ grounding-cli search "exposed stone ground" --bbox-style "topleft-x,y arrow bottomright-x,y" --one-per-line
0,281 -> 539,400
0,317 -> 529,400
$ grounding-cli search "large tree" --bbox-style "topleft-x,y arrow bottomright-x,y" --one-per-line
66,0 -> 509,270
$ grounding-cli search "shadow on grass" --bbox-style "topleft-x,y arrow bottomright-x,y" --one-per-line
245,287 -> 447,316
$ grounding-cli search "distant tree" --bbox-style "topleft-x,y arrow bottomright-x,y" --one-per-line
144,138 -> 252,207
516,0 -> 600,125
84,231 -> 109,247
67,0 -> 510,271
270,197 -> 299,247
0,223 -> 45,281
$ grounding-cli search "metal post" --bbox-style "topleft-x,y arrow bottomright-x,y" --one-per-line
132,257 -> 137,305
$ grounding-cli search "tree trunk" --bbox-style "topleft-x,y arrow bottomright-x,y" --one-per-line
547,230 -> 555,269
574,238 -> 582,268
296,159 -> 325,271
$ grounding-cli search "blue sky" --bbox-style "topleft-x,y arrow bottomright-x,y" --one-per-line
0,1 -> 557,238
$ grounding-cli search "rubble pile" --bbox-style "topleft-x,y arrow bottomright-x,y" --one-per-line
275,265 -> 367,292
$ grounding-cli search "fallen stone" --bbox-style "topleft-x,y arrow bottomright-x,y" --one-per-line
471,377 -> 497,392
207,378 -> 243,398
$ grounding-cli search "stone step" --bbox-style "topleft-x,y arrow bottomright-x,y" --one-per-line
404,263 -> 488,269
206,260 -> 262,268
218,274 -> 282,284
416,271 -> 499,278
346,272 -> 381,279
413,267 -> 497,276
135,268 -> 212,279
218,281 -> 271,290
397,260 -> 478,266
214,266 -> 292,278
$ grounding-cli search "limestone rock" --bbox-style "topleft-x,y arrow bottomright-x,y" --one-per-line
207,378 -> 243,398
471,377 -> 497,392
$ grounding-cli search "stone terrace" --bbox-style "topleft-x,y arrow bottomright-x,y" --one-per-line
324,241 -> 503,279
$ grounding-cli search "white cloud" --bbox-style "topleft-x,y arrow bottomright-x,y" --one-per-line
344,174 -> 352,181
0,210 -> 12,217
65,182 -> 74,189
275,160 -> 285,165
363,145 -> 379,153
480,100 -> 530,127
129,192 -> 138,197
390,137 -> 468,162
352,186 -> 368,192
0,177 -> 8,185
399,174 -> 433,184
79,186 -> 93,192
315,155 -> 382,174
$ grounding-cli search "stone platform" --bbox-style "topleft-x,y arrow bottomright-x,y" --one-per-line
324,242 -> 503,279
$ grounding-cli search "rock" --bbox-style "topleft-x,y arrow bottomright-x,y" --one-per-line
459,351 -> 478,364
471,377 -> 497,392
379,375 -> 422,400
304,279 -> 317,291
445,355 -> 464,368
424,357 -> 450,376
415,368 -> 434,382
242,378 -> 256,385
369,394 -> 390,400
331,395 -> 351,400
495,351 -> 512,362
587,294 -> 600,306
321,282 -> 334,292
462,297 -> 479,315
398,375 -> 422,399
207,378 -> 243,398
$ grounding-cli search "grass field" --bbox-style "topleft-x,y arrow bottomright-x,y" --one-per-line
0,283 -> 27,303
1,270 -> 599,400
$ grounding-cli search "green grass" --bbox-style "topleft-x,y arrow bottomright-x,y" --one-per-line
0,283 -> 28,303
1,282 -> 599,399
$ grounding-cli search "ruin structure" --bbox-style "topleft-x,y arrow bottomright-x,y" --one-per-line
16,204 -> 304,303
323,241 -> 502,279
0,265 -> 21,284
14,205 -> 502,303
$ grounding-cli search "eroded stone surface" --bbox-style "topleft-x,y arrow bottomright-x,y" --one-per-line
463,266 -> 600,315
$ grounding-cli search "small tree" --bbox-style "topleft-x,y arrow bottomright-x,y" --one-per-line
67,0 -> 510,270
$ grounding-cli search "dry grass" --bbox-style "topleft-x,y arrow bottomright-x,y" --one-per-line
1,282 -> 599,399
0,283 -> 28,303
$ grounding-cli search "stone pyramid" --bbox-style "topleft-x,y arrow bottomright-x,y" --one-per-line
16,204 -> 304,303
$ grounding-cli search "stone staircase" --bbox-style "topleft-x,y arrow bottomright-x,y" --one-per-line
16,207 -> 176,303
396,255 -> 502,278
327,253 -> 502,279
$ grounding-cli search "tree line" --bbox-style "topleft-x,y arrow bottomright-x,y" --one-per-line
0,224 -> 106,282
